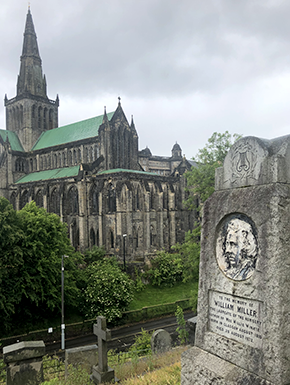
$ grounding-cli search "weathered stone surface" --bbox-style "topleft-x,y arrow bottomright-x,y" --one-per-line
65,344 -> 98,378
187,316 -> 197,345
151,329 -> 172,354
182,135 -> 290,385
3,341 -> 45,385
181,347 -> 273,385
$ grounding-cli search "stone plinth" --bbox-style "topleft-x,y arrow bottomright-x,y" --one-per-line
65,344 -> 98,379
3,341 -> 45,385
181,135 -> 290,385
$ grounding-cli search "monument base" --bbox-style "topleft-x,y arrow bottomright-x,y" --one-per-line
91,365 -> 115,384
181,347 -> 273,385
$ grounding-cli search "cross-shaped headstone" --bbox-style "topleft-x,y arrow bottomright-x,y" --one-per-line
91,316 -> 115,384
93,316 -> 111,373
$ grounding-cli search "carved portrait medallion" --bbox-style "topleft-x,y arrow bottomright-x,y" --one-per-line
216,214 -> 258,281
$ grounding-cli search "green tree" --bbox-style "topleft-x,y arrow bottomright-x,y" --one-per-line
146,251 -> 183,287
81,257 -> 134,322
172,226 -> 201,283
0,199 -> 83,334
0,198 -> 24,331
185,131 -> 241,209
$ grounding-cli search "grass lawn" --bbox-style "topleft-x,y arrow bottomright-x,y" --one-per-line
128,281 -> 198,311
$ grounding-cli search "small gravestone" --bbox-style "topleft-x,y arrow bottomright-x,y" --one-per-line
182,135 -> 290,385
65,344 -> 98,379
151,329 -> 171,354
3,341 -> 45,385
91,316 -> 115,384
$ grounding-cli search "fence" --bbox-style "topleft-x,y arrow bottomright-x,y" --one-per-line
0,298 -> 192,350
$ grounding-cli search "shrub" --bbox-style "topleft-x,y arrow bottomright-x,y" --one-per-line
175,306 -> 189,345
81,257 -> 134,322
147,251 -> 183,287
129,328 -> 152,356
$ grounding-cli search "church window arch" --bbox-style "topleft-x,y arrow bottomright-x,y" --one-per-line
68,150 -> 72,165
32,105 -> 36,119
43,108 -> 47,130
35,189 -> 43,207
110,230 -> 114,249
163,185 -> 168,210
30,158 -> 33,172
90,228 -> 96,247
78,148 -> 81,163
107,184 -> 116,213
133,226 -> 139,249
20,105 -> 23,126
84,147 -> 88,163
40,157 -> 43,170
62,152 -> 66,166
38,106 -> 42,129
90,184 -> 99,214
149,185 -> 157,210
67,186 -> 79,215
73,149 -> 77,164
50,188 -> 60,215
20,190 -> 29,209
16,106 -> 20,130
43,156 -> 47,170
53,153 -> 57,168
10,192 -> 17,210
150,224 -> 156,247
48,154 -> 51,168
49,109 -> 54,129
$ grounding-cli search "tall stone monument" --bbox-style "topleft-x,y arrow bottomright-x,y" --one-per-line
182,135 -> 290,385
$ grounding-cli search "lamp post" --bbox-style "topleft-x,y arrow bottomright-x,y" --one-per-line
123,234 -> 127,271
61,255 -> 68,350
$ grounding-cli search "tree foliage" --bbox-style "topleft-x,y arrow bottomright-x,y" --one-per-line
0,198 -> 82,334
146,251 -> 183,287
172,226 -> 201,283
185,131 -> 241,208
81,257 -> 134,322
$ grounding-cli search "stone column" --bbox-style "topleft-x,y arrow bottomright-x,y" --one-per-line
3,341 -> 45,385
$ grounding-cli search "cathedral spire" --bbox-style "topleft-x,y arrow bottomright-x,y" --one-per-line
17,8 -> 47,98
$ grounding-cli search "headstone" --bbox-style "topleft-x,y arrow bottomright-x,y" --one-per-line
181,135 -> 290,385
187,316 -> 197,345
151,329 -> 172,354
3,341 -> 45,385
65,344 -> 98,379
91,316 -> 115,384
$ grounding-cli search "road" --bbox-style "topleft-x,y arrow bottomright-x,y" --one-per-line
45,311 -> 195,355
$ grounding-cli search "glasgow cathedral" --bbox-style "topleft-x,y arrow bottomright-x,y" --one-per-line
0,9 -> 195,262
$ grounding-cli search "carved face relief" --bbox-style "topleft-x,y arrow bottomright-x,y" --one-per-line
216,215 -> 258,281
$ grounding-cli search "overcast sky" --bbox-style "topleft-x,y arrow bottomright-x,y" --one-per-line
1,0 -> 290,159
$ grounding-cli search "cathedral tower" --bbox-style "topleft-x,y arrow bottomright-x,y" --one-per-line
4,8 -> 59,151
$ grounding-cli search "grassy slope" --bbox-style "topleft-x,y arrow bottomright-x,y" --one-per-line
128,281 -> 198,311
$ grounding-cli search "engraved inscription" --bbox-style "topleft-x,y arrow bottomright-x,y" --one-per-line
216,214 -> 258,281
209,291 -> 263,348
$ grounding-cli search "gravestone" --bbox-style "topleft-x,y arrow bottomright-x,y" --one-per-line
181,135 -> 290,385
151,329 -> 171,354
91,316 -> 115,384
65,344 -> 98,379
3,341 -> 45,385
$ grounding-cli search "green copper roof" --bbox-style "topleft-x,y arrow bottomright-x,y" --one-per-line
98,168 -> 157,176
32,112 -> 114,151
15,165 -> 80,184
0,130 -> 25,152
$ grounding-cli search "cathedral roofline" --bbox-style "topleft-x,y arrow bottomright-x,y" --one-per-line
32,111 -> 114,151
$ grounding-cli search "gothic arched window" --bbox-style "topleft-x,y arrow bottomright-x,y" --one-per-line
20,190 -> 29,209
35,189 -> 43,207
50,188 -> 60,215
68,187 -> 79,215
108,184 -> 116,213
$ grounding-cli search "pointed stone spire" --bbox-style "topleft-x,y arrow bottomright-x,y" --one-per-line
17,8 -> 47,98
102,106 -> 109,124
130,114 -> 137,135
